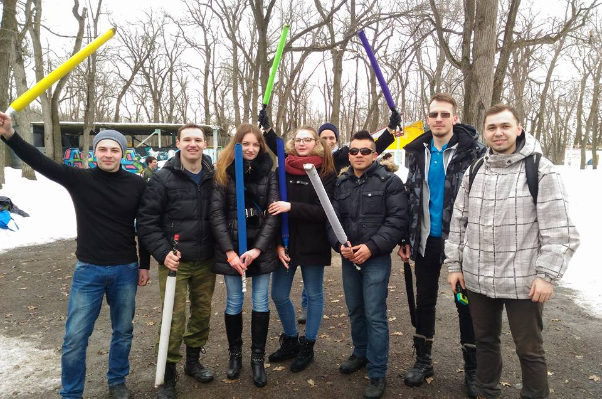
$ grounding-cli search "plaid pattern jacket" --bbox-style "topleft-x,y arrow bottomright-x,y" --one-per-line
444,132 -> 580,299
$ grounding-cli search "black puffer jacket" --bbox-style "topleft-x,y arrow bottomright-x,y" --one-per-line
329,161 -> 408,257
210,153 -> 280,276
137,153 -> 214,264
404,123 -> 486,261
281,168 -> 337,267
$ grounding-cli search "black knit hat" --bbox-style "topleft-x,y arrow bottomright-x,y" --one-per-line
318,122 -> 339,141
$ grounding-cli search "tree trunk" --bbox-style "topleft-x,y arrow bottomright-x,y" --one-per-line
11,34 -> 36,180
0,0 -> 18,188
535,36 -> 566,142
464,0 -> 498,130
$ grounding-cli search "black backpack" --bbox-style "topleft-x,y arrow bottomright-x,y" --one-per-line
468,153 -> 541,204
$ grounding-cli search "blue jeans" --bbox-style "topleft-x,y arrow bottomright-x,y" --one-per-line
224,273 -> 270,314
271,264 -> 324,341
342,255 -> 392,378
60,261 -> 139,398
301,286 -> 308,309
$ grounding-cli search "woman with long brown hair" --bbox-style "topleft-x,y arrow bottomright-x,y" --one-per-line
210,123 -> 279,387
266,125 -> 336,373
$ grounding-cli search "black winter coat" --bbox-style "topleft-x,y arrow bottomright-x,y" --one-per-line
280,168 -> 337,267
210,153 -> 280,276
404,123 -> 486,261
329,161 -> 408,257
137,153 -> 215,264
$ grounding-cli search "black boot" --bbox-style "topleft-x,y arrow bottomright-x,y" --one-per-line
225,312 -> 243,380
404,334 -> 434,387
290,336 -> 315,372
157,362 -> 177,399
462,344 -> 478,399
251,310 -> 270,387
268,333 -> 299,362
184,346 -> 214,383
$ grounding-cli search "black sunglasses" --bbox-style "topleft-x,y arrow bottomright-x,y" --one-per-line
428,112 -> 452,118
349,147 -> 374,156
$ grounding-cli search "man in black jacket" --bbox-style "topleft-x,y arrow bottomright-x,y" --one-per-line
0,113 -> 147,399
137,123 -> 216,399
398,94 -> 486,398
328,130 -> 408,399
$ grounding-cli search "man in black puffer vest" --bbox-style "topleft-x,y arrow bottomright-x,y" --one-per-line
328,130 -> 408,399
138,123 -> 216,399
398,94 -> 486,398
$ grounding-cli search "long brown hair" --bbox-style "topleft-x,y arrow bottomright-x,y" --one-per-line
215,123 -> 267,186
285,125 -> 335,177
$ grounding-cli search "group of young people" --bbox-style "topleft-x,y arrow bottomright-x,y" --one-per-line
0,92 -> 579,399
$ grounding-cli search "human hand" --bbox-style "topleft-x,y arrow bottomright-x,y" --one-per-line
350,244 -> 372,264
398,244 -> 411,262
388,108 -> 401,131
0,112 -> 15,139
529,278 -> 554,303
240,248 -> 261,267
138,269 -> 150,286
268,201 -> 291,215
258,107 -> 271,130
277,245 -> 290,269
341,241 -> 354,259
448,272 -> 465,293
226,250 -> 247,276
164,251 -> 181,271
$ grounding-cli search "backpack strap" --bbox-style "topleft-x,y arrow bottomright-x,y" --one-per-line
468,157 -> 485,193
525,153 -> 541,205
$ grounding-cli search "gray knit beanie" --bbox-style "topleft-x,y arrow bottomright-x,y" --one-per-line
93,130 -> 127,157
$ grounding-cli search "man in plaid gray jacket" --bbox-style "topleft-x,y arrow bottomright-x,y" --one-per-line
445,104 -> 580,399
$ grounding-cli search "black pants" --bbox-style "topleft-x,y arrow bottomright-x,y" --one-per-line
414,236 -> 475,344
468,291 -> 549,399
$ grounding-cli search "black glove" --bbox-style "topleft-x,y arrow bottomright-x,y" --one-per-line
258,108 -> 271,130
388,108 -> 401,130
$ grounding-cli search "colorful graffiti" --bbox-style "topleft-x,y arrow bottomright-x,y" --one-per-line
63,148 -> 144,174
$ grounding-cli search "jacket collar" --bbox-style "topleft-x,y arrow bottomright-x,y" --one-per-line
405,123 -> 480,155
485,131 -> 542,168
164,152 -> 214,180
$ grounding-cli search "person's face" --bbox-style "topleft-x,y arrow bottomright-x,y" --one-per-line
241,132 -> 260,161
348,139 -> 377,173
426,100 -> 458,138
95,139 -> 122,172
319,129 -> 337,150
294,129 -> 317,156
176,128 -> 205,162
483,110 -> 523,155
149,159 -> 158,170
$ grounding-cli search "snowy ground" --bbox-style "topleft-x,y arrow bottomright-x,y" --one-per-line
1,164 -> 600,317
0,336 -> 61,396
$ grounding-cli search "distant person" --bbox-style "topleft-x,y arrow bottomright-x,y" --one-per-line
0,112 -> 148,399
210,123 -> 280,387
398,93 -> 485,397
329,130 -> 408,399
137,123 -> 217,399
142,156 -> 158,183
445,104 -> 580,399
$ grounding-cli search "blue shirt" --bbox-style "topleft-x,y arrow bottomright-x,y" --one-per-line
428,139 -> 448,237
184,168 -> 203,185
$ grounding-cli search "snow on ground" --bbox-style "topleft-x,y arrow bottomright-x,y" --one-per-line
0,335 -> 61,396
556,166 -> 602,317
0,164 -> 600,317
0,167 -> 76,254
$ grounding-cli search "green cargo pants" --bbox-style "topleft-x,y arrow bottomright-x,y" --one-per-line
156,259 -> 216,363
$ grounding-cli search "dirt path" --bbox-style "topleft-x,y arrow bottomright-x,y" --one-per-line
1,239 -> 600,399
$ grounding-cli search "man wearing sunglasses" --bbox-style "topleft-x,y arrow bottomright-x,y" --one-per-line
328,130 -> 408,399
398,93 -> 486,398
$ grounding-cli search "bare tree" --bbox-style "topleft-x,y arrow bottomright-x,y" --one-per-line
0,0 -> 18,188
